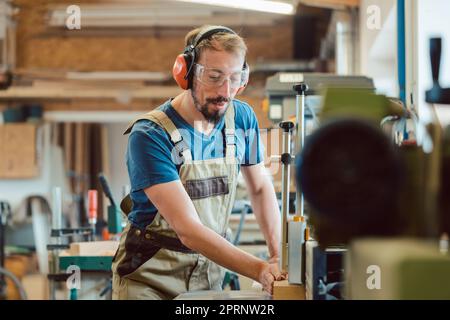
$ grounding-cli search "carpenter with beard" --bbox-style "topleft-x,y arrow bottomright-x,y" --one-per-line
112,25 -> 286,300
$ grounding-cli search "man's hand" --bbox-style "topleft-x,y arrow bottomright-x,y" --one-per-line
268,255 -> 288,279
258,262 -> 287,295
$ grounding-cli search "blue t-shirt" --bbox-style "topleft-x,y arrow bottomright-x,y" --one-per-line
126,99 -> 264,228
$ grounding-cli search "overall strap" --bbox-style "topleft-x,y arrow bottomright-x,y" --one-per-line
119,110 -> 193,216
224,101 -> 236,162
124,110 -> 192,163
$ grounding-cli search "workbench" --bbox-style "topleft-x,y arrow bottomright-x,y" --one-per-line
56,241 -> 118,300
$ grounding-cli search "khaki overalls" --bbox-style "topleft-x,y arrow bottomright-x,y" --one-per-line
112,103 -> 239,300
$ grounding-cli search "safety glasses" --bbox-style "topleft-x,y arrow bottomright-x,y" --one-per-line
193,63 -> 248,89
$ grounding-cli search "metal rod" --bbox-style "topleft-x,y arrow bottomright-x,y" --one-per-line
52,187 -> 62,237
292,83 -> 309,284
50,187 -> 63,300
294,83 -> 308,218
279,121 -> 294,272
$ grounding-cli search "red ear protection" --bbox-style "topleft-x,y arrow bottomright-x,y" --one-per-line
172,26 -> 249,92
173,54 -> 190,90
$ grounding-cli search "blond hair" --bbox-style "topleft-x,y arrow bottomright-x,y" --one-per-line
185,25 -> 247,59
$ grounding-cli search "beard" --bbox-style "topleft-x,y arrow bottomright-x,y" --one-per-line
191,86 -> 230,124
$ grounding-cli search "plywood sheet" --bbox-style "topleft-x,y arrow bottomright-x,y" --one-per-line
0,124 -> 38,178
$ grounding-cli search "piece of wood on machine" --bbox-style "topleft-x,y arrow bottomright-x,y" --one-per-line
273,280 -> 306,300
65,241 -> 119,256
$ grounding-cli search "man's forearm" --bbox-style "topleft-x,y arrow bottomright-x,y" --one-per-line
180,222 -> 267,282
145,180 -> 278,289
248,178 -> 281,258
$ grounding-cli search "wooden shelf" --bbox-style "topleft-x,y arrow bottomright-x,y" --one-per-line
299,0 -> 360,9
0,85 -> 182,101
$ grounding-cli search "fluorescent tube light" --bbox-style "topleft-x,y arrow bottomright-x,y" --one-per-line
175,0 -> 295,15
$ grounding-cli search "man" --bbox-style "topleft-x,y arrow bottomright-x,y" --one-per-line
112,25 -> 285,300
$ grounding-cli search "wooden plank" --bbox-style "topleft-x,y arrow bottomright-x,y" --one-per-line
299,0 -> 359,9
81,123 -> 88,194
74,123 -> 84,192
47,3 -> 280,28
100,125 -> 110,178
0,86 -> 182,100
0,124 -> 38,178
31,80 -> 150,89
63,123 -> 73,175
25,100 -> 162,112
67,241 -> 119,256
7,21 -> 16,69
273,280 -> 306,300
66,71 -> 170,81
101,124 -> 110,222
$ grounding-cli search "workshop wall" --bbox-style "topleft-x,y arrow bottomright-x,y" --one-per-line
417,0 -> 450,122
13,0 -> 293,72
359,0 -> 398,96
10,0 -> 295,128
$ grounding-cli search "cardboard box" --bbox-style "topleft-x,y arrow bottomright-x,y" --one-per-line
0,123 -> 39,178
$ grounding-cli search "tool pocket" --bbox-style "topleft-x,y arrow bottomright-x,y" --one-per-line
184,176 -> 229,200
119,194 -> 132,216
116,225 -> 160,277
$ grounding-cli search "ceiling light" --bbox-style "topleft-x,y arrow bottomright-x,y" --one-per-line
175,0 -> 295,15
